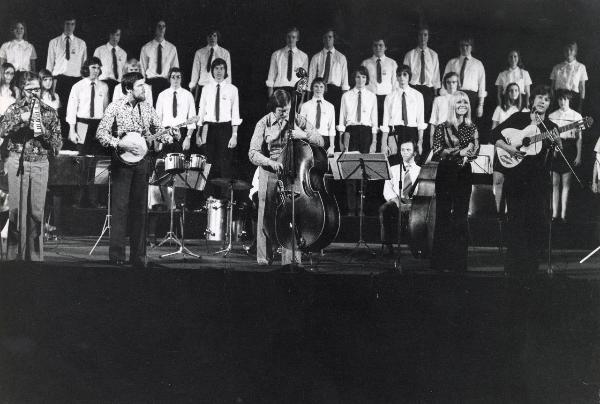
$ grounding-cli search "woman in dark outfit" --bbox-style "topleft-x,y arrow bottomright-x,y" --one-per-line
431,91 -> 479,272
492,85 -> 557,273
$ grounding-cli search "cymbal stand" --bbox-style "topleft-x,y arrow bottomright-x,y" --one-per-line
89,167 -> 111,255
214,181 -> 244,257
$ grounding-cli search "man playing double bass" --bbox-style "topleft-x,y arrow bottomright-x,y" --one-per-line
248,89 -> 323,265
96,71 -> 175,269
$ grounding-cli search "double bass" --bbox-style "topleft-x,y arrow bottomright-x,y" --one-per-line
407,158 -> 438,258
274,69 -> 340,252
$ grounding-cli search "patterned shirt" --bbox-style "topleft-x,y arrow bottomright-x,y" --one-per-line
249,112 -> 323,167
0,97 -> 62,161
432,121 -> 478,163
96,97 -> 165,149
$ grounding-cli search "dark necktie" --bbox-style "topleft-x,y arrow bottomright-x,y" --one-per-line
420,50 -> 426,85
401,91 -> 407,125
402,167 -> 412,199
356,90 -> 362,122
90,82 -> 95,118
459,57 -> 468,87
207,47 -> 214,72
287,49 -> 293,82
316,100 -> 321,129
376,58 -> 382,83
323,51 -> 331,83
215,84 -> 220,122
112,47 -> 118,80
65,36 -> 71,61
157,43 -> 163,75
172,90 -> 178,117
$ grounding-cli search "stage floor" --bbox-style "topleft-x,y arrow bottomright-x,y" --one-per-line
23,237 -> 600,278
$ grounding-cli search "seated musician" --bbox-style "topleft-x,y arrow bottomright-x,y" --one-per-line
379,139 -> 420,256
96,71 -> 175,269
0,71 -> 62,261
248,89 -> 323,265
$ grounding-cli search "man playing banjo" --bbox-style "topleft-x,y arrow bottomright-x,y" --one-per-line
96,71 -> 176,269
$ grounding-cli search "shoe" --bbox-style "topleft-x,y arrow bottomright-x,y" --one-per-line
109,258 -> 126,266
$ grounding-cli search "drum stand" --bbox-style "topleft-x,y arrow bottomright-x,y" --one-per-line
157,174 -> 201,259
214,181 -> 243,257
89,167 -> 111,255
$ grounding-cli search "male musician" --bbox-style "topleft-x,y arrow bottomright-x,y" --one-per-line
381,65 -> 426,156
194,58 -> 241,197
338,66 -> 378,216
403,25 -> 440,124
66,57 -> 110,207
96,71 -> 175,268
299,78 -> 335,155
140,20 -> 179,106
46,17 -> 87,143
189,29 -> 231,104
265,27 -> 308,97
0,72 -> 62,261
308,29 -> 349,124
379,139 -> 420,256
93,27 -> 127,97
361,38 -> 398,146
443,37 -> 486,120
249,89 -> 323,265
492,85 -> 557,273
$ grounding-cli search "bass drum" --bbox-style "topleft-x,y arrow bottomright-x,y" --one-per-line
408,161 -> 438,258
205,197 -> 227,241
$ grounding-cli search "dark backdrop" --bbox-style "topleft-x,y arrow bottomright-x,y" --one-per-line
1,0 -> 599,206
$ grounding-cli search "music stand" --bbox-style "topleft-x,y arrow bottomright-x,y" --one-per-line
336,152 -> 390,257
89,159 -> 112,255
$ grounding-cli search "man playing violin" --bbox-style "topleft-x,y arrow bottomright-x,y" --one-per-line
96,71 -> 175,269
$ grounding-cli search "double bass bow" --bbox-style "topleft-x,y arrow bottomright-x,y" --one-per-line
274,68 -> 340,254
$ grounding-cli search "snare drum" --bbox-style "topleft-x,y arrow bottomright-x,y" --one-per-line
205,197 -> 227,241
164,153 -> 185,174
188,154 -> 206,171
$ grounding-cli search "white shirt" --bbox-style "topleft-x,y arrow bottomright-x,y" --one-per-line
155,87 -> 196,129
495,67 -> 532,94
265,46 -> 309,88
429,93 -> 453,125
550,60 -> 588,93
41,92 -> 60,111
0,87 -> 16,116
549,108 -> 583,139
300,97 -> 335,139
112,83 -> 153,105
381,86 -> 427,131
93,43 -> 127,81
444,55 -> 487,98
383,162 -> 421,202
0,39 -> 37,71
337,87 -> 378,134
66,78 -> 109,124
361,55 -> 398,95
197,81 -> 242,126
139,39 -> 179,79
189,45 -> 231,88
308,48 -> 350,90
403,47 -> 441,89
492,105 -> 520,125
46,33 -> 87,77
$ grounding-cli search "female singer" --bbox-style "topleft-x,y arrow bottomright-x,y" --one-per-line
549,89 -> 582,223
39,68 -> 60,111
248,89 -> 323,265
0,63 -> 19,117
491,82 -> 526,217
431,91 -> 479,272
495,50 -> 532,108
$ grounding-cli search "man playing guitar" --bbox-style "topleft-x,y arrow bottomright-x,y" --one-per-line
96,71 -> 175,268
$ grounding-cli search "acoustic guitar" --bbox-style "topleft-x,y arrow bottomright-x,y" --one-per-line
496,116 -> 593,168
115,116 -> 200,165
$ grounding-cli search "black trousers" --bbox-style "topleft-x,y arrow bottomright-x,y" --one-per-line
462,90 -> 480,122
55,75 -> 81,149
109,157 -> 150,263
324,84 -> 343,152
147,77 -> 170,107
345,125 -> 372,215
431,160 -> 472,271
102,79 -> 119,101
202,122 -> 233,198
412,84 -> 435,123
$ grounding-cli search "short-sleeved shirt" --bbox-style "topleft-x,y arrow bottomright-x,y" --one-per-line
495,68 -> 532,94
492,105 -> 520,125
0,39 -> 37,71
548,108 -> 582,139
550,60 -> 588,93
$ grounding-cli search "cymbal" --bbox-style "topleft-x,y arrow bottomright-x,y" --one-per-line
209,177 -> 252,190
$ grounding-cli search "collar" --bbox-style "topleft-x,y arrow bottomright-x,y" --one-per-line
107,42 -> 119,50
62,33 -> 73,40
153,38 -> 166,46
269,111 -> 288,125
285,46 -> 298,53
566,59 -> 577,65
373,55 -> 385,62
322,47 -> 336,55
417,46 -> 428,52
312,96 -> 324,101
84,77 -> 97,85
207,44 -> 220,51
353,87 -> 365,94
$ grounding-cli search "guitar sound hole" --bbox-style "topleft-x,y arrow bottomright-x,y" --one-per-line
522,137 -> 531,147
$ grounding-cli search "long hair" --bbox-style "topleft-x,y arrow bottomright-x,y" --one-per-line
0,63 -> 18,98
506,49 -> 525,69
445,91 -> 472,127
39,68 -> 57,102
501,82 -> 523,112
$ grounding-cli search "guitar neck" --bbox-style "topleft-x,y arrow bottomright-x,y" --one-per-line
144,121 -> 192,142
530,120 -> 582,144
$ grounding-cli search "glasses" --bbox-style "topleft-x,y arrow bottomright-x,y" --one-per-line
24,87 -> 41,92
170,75 -> 182,79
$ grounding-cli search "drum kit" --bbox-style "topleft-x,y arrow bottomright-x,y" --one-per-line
152,153 -> 254,258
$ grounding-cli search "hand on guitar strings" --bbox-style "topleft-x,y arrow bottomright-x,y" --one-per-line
503,144 -> 525,160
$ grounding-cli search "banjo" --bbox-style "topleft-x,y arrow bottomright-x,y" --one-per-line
115,116 -> 200,165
